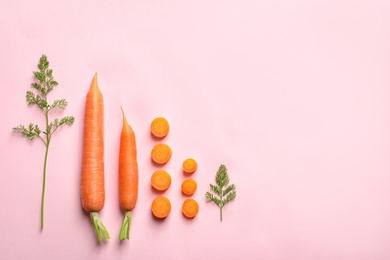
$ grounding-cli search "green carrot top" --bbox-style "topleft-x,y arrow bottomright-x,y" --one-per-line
13,54 -> 75,230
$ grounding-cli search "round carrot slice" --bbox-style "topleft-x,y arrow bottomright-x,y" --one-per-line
151,170 -> 172,191
182,199 -> 199,218
151,117 -> 169,138
151,143 -> 172,164
152,196 -> 171,218
182,158 -> 197,173
181,179 -> 197,195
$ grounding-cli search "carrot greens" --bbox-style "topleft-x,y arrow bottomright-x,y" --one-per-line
13,54 -> 75,230
205,164 -> 236,221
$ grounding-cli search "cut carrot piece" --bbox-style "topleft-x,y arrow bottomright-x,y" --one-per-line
182,199 -> 199,218
182,158 -> 197,173
151,117 -> 169,138
151,196 -> 171,218
181,179 -> 197,195
151,143 -> 172,164
151,170 -> 172,191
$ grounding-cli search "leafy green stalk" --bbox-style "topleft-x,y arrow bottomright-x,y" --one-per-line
90,212 -> 110,243
119,211 -> 133,240
205,164 -> 236,221
13,55 -> 75,230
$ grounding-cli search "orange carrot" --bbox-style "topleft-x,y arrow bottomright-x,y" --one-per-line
151,196 -> 171,219
181,179 -> 197,195
151,143 -> 172,165
150,117 -> 169,138
119,107 -> 139,240
81,73 -> 110,242
182,198 -> 199,218
182,158 -> 197,173
151,170 -> 171,191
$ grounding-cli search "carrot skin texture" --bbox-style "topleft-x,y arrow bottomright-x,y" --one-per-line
119,107 -> 138,211
119,107 -> 139,240
81,73 -> 105,212
81,74 -> 109,242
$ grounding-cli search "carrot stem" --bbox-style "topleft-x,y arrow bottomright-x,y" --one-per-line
119,211 -> 132,240
220,192 -> 223,222
90,212 -> 110,243
40,106 -> 51,230
40,140 -> 49,230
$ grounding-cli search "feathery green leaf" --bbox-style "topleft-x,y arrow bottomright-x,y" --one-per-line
205,164 -> 237,221
50,99 -> 68,110
13,54 -> 75,230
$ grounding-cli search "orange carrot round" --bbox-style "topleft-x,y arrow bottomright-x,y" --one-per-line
150,117 -> 169,138
81,73 -> 110,242
151,170 -> 171,191
151,143 -> 172,165
151,196 -> 171,219
181,179 -> 197,195
182,199 -> 199,218
182,158 -> 197,173
119,107 -> 139,240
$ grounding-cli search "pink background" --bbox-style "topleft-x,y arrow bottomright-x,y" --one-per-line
1,0 -> 390,259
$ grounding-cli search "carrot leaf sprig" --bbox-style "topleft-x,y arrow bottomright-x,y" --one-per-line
205,164 -> 236,221
13,54 -> 75,230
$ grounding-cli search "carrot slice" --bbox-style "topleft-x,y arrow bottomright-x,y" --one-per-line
182,158 -> 197,173
151,196 -> 171,218
151,117 -> 169,138
181,179 -> 197,195
182,198 -> 199,218
151,170 -> 172,191
151,143 -> 172,164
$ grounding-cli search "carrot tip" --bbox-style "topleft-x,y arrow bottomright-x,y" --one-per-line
90,212 -> 110,243
120,106 -> 129,125
91,73 -> 99,90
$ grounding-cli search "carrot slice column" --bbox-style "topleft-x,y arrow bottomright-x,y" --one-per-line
119,107 -> 139,240
81,73 -> 110,242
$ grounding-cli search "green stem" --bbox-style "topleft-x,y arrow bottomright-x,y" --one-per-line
41,109 -> 50,230
219,192 -> 223,222
119,211 -> 133,240
41,141 -> 49,230
90,212 -> 110,242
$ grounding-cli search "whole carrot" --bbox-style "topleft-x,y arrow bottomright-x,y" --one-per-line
81,73 -> 109,242
119,107 -> 139,240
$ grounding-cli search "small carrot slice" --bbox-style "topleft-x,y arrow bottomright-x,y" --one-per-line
151,196 -> 171,219
151,143 -> 172,164
182,198 -> 199,218
181,179 -> 197,195
151,170 -> 172,191
182,158 -> 197,173
151,117 -> 169,138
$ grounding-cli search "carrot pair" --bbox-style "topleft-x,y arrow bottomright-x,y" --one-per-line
81,74 -> 138,242
150,169 -> 171,218
150,117 -> 172,165
150,170 -> 171,218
